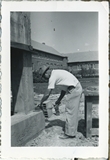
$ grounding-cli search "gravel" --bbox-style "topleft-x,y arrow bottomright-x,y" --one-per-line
25,93 -> 99,147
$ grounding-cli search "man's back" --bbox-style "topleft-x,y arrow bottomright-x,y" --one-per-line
48,69 -> 79,89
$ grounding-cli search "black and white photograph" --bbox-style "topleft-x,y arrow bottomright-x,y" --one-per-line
11,11 -> 99,147
1,1 -> 108,159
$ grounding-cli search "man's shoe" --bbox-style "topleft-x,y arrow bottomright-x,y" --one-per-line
59,134 -> 75,139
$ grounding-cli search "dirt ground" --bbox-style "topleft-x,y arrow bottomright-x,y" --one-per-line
25,93 -> 99,147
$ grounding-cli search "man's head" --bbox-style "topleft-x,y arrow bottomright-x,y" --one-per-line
38,65 -> 51,80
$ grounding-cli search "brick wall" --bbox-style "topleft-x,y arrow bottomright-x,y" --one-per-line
68,61 -> 99,77
32,51 -> 68,71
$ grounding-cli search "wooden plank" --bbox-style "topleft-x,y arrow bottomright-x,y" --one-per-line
84,87 -> 99,98
85,96 -> 92,138
92,96 -> 99,104
84,95 -> 87,127
84,91 -> 99,96
91,128 -> 99,136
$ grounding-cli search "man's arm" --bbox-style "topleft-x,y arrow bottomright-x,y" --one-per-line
40,89 -> 52,106
55,90 -> 66,105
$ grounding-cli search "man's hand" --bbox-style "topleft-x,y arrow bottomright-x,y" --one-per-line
35,104 -> 43,111
54,103 -> 60,116
40,89 -> 52,106
55,90 -> 66,105
55,100 -> 61,105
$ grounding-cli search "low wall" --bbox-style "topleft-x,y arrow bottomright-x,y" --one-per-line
11,111 -> 45,146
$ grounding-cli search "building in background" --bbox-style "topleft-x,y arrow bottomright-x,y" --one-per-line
66,51 -> 98,78
31,40 -> 98,80
31,40 -> 68,71
31,40 -> 68,82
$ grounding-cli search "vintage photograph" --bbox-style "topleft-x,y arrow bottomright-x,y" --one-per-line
1,1 -> 108,159
11,12 -> 99,147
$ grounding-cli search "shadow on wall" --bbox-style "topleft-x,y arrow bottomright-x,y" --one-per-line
11,48 -> 23,115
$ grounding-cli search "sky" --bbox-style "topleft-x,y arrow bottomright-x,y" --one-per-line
31,12 -> 98,54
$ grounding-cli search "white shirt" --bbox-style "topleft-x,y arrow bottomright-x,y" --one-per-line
48,69 -> 79,90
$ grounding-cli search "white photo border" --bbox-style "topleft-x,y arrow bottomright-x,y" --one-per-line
1,1 -> 109,159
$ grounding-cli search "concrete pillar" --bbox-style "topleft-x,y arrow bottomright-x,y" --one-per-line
11,12 -> 34,114
11,12 -> 45,146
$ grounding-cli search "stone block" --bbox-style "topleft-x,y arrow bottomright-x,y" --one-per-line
11,111 -> 45,146
42,100 -> 53,118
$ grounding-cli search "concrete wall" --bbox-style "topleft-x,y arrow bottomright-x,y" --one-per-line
11,12 -> 45,146
11,111 -> 45,146
11,12 -> 31,45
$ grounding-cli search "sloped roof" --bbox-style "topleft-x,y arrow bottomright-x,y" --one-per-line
64,51 -> 98,63
31,40 -> 66,58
